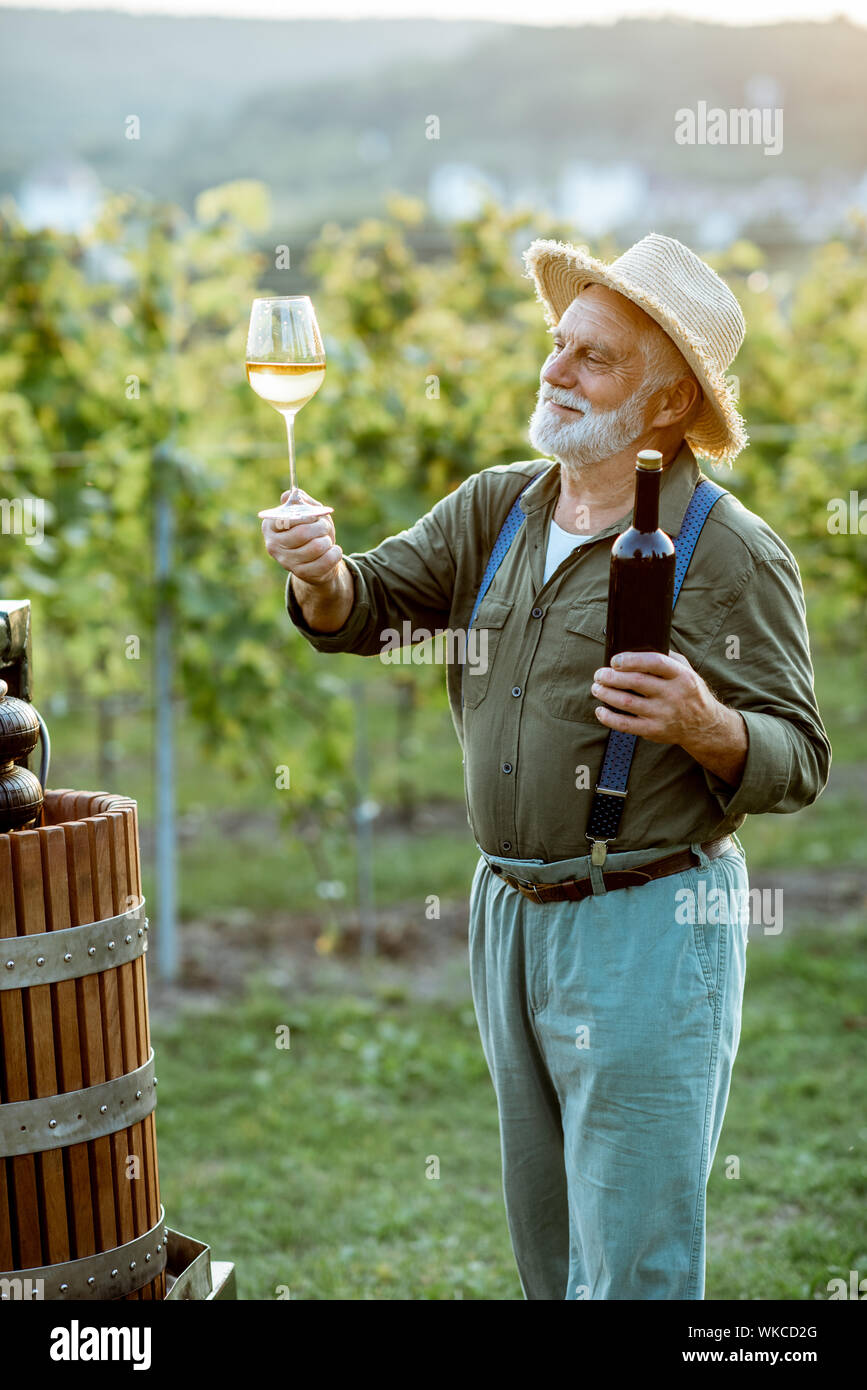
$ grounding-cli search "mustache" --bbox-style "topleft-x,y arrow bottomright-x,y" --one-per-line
539,385 -> 594,413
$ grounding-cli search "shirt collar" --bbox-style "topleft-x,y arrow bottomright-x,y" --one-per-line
519,439 -> 701,539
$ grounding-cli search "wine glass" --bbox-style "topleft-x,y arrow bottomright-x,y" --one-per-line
247,295 -> 332,522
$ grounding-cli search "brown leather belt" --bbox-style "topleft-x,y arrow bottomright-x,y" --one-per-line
486,836 -> 734,904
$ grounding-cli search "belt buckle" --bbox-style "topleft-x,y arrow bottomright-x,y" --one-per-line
514,878 -> 541,900
513,876 -> 543,902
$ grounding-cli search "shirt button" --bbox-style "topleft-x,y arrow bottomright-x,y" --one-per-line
511,686 -> 521,697
502,762 -> 513,774
501,840 -> 512,852
531,606 -> 543,618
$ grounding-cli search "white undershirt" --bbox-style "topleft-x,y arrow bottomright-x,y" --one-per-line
543,518 -> 598,584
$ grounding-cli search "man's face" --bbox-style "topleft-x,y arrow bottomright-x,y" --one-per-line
528,286 -> 659,469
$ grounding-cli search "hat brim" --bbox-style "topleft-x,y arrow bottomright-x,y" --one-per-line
523,239 -> 748,465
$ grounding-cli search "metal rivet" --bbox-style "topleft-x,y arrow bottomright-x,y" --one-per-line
87,946 -> 96,956
48,1119 -> 57,1129
59,1283 -> 69,1292
4,961 -> 14,970
63,952 -> 72,962
156,1243 -> 162,1253
135,1089 -> 142,1099
108,940 -> 116,950
137,928 -> 143,938
99,1104 -> 108,1114
153,1077 -> 158,1086
125,934 -> 132,944
145,1252 -> 151,1262
36,956 -> 45,966
143,923 -> 149,932
129,1260 -> 136,1271
87,1276 -> 95,1286
111,1269 -> 118,1278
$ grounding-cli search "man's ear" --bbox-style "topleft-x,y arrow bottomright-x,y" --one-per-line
650,376 -> 702,429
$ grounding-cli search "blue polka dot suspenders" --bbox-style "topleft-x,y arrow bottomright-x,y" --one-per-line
463,473 -> 728,858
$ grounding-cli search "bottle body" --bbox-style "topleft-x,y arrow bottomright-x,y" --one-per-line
603,453 -> 676,667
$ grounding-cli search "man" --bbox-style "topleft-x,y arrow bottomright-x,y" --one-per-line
263,233 -> 831,1300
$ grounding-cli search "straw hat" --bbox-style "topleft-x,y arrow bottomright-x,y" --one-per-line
522,233 -> 748,464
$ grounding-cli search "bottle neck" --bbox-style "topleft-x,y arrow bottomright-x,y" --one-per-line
633,467 -> 661,532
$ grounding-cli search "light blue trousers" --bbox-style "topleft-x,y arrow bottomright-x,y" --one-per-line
468,838 -> 750,1300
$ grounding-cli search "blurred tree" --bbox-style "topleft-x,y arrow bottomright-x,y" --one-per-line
714,226 -> 867,641
0,185 -> 355,828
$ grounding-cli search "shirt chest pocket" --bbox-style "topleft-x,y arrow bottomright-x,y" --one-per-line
546,599 -> 608,724
462,595 -> 514,710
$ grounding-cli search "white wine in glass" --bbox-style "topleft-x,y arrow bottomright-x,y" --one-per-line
247,295 -> 332,522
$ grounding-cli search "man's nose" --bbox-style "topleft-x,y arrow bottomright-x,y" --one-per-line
542,348 -> 575,391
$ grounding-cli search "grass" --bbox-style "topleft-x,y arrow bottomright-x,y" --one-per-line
706,915 -> 867,1300
153,979 -> 521,1300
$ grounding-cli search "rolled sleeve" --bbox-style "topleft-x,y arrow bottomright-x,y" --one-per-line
285,556 -> 375,654
698,554 -> 832,818
703,709 -> 795,818
284,483 -> 465,658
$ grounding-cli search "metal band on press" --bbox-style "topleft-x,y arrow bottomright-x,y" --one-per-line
0,1049 -> 156,1158
0,899 -> 147,990
0,1205 -> 168,1300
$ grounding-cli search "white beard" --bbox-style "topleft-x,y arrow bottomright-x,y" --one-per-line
527,376 -> 659,475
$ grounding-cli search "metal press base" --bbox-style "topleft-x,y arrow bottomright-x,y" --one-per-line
164,1229 -> 236,1300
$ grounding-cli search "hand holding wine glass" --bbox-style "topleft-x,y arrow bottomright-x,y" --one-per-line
262,485 -> 355,634
263,487 -> 344,583
247,295 -> 331,522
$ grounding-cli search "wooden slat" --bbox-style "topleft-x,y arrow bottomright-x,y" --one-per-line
73,792 -> 98,819
63,820 -> 118,1255
119,798 -> 162,1300
40,826 -> 95,1260
88,818 -> 138,1268
104,811 -> 145,1301
9,831 -> 70,1266
78,796 -> 162,1299
125,796 -> 164,1298
126,803 -> 158,1301
56,792 -> 77,821
0,835 -> 41,1269
0,838 -> 17,1268
0,1157 -> 11,1271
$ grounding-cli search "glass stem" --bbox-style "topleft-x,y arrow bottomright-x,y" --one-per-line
284,410 -> 298,495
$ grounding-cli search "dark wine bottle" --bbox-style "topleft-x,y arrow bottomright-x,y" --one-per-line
603,450 -> 676,670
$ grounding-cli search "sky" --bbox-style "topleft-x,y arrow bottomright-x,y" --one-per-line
1,0 -> 866,23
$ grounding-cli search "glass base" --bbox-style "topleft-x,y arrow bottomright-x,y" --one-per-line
258,501 -> 334,521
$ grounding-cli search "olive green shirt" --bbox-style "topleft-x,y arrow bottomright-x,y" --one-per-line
286,441 -> 831,861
